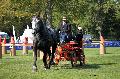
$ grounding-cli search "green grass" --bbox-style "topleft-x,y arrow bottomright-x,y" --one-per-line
0,47 -> 120,79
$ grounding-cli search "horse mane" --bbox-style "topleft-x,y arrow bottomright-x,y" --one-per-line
34,17 -> 58,46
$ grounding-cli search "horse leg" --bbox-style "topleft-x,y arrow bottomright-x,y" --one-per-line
43,49 -> 52,69
50,44 -> 57,65
43,51 -> 48,69
32,44 -> 38,72
47,49 -> 52,69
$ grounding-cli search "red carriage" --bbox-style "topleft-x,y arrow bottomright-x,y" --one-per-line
55,40 -> 85,67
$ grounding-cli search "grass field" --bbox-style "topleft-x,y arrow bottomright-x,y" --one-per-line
0,47 -> 120,79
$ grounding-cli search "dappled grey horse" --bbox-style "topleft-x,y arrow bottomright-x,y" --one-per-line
31,16 -> 58,71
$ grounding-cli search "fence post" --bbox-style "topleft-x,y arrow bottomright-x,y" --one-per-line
22,37 -> 28,55
2,37 -> 7,54
10,37 -> 16,56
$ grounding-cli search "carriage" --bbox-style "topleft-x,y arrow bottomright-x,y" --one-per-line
55,40 -> 85,67
32,16 -> 85,71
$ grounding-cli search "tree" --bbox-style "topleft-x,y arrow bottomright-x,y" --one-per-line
0,0 -> 120,40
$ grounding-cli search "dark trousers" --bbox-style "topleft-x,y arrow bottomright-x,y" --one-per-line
60,32 -> 72,44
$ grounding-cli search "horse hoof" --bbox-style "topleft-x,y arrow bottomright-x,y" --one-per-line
44,65 -> 50,69
32,66 -> 37,72
50,61 -> 55,65
44,68 -> 47,70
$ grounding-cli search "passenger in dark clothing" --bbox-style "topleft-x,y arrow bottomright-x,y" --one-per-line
75,26 -> 83,47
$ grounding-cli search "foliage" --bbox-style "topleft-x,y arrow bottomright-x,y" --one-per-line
0,0 -> 120,39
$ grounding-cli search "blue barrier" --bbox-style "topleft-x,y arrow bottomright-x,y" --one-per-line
84,41 -> 120,48
5,41 -> 120,50
104,41 -> 120,47
6,46 -> 33,50
84,44 -> 100,48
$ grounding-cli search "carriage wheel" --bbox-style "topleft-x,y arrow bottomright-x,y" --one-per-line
70,51 -> 77,67
79,54 -> 85,66
55,50 -> 61,65
71,52 -> 85,67
82,55 -> 85,65
79,58 -> 83,66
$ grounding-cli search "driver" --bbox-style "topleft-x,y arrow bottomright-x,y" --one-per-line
58,16 -> 72,44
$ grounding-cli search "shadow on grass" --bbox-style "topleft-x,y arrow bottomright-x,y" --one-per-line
97,63 -> 117,65
53,64 -> 100,70
54,62 -> 117,70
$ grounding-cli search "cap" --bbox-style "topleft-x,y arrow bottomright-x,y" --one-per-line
78,26 -> 82,30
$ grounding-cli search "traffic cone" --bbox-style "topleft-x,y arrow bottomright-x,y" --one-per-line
2,37 -> 6,44
23,37 -> 28,45
100,35 -> 106,55
100,35 -> 105,43
10,37 -> 16,56
22,37 -> 28,55
2,37 -> 7,54
10,37 -> 15,44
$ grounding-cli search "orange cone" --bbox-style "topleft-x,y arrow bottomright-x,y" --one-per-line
2,37 -> 6,44
22,37 -> 28,55
2,37 -> 7,54
10,37 -> 15,44
100,35 -> 106,55
10,37 -> 16,56
100,35 -> 105,44
23,37 -> 28,45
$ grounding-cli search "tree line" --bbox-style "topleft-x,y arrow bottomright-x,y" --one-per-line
0,0 -> 120,40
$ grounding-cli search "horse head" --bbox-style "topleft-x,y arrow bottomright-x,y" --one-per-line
31,16 -> 45,35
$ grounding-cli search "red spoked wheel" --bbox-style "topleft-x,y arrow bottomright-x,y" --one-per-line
55,46 -> 62,65
71,51 -> 85,67
70,51 -> 77,67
